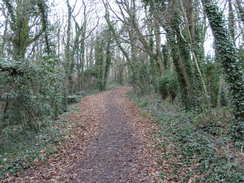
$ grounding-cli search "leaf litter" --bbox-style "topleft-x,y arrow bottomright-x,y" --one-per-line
3,87 -> 163,183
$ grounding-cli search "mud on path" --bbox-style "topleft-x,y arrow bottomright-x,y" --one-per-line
4,87 -> 160,183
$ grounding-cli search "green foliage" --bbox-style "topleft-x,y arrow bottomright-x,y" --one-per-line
130,93 -> 244,182
158,70 -> 178,101
0,102 -> 79,180
203,61 -> 221,107
67,95 -> 82,104
0,57 -> 64,131
192,107 -> 232,136
128,62 -> 152,94
106,81 -> 122,90
202,0 -> 244,125
93,27 -> 113,91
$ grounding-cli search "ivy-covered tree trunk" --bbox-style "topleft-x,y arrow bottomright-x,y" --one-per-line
95,38 -> 104,91
103,33 -> 112,90
3,0 -> 48,60
166,29 -> 193,110
228,0 -> 235,43
162,45 -> 169,69
201,0 -> 244,125
165,1 -> 196,110
149,28 -> 159,91
63,0 -> 72,111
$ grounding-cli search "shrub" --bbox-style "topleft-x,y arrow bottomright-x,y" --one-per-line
158,70 -> 178,102
0,57 -> 64,132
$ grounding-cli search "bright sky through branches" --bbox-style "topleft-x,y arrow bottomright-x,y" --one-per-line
53,0 -> 215,56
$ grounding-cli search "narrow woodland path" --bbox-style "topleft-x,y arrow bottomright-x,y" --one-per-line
4,87 -> 160,183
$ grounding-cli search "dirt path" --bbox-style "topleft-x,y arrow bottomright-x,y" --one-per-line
4,87 -> 160,183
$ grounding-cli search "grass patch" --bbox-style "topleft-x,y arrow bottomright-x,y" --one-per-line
129,93 -> 244,183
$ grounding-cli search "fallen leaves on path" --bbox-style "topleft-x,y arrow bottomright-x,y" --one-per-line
2,87 -> 164,183
3,92 -> 106,183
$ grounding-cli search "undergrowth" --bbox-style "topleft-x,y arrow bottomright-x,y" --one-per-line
0,103 -> 79,180
129,93 -> 244,183
0,89 -> 99,180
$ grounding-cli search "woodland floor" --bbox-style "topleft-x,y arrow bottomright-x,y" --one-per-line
3,87 -> 161,183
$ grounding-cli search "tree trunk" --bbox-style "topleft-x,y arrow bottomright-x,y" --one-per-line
103,43 -> 111,89
201,0 -> 244,124
236,0 -> 244,24
228,0 -> 235,42
166,28 -> 194,110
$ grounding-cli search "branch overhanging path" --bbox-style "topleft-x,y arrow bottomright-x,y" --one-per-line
4,87 -> 160,183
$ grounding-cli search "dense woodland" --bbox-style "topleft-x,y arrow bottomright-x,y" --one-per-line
0,0 -> 243,181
